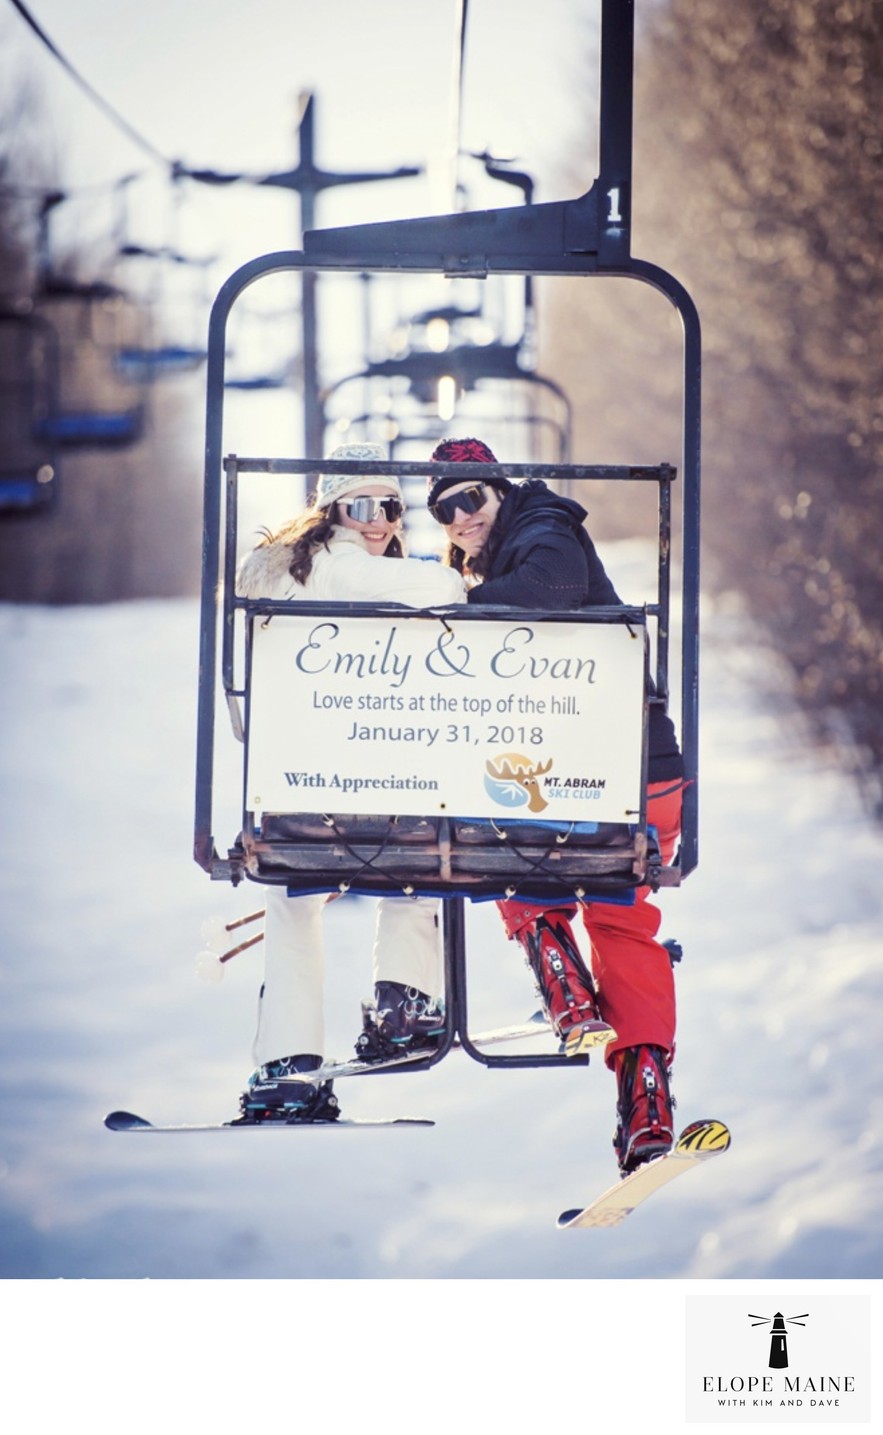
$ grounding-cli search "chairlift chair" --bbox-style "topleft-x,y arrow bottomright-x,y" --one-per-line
194,0 -> 700,1072
27,300 -> 145,451
320,305 -> 572,485
113,242 -> 212,380
0,309 -> 60,515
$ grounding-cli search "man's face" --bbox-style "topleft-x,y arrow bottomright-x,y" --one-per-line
438,481 -> 501,557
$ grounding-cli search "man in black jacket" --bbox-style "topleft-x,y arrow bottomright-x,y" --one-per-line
427,438 -> 686,1176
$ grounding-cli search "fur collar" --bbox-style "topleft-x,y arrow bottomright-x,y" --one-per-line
236,524 -> 369,597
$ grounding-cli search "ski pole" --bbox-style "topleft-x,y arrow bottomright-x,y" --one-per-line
218,930 -> 264,963
197,912 -> 265,983
200,908 -> 265,951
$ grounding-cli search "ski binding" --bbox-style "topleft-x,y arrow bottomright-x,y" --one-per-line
455,1010 -> 554,1049
295,1046 -> 437,1084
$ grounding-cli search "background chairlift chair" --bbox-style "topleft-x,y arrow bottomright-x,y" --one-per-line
0,308 -> 60,515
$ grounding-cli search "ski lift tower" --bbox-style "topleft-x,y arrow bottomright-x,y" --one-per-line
177,93 -> 421,458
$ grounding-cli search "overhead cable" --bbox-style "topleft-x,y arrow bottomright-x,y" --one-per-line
8,0 -> 170,166
7,2 -> 424,200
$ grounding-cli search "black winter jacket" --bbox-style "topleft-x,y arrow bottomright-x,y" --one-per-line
465,481 -> 684,781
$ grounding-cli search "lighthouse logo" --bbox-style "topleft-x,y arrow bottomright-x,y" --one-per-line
749,1311 -> 809,1369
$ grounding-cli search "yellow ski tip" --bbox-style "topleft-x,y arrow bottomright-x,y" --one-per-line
675,1119 -> 731,1154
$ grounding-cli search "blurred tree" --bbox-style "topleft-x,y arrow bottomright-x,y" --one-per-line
0,58 -> 41,293
543,0 -> 883,816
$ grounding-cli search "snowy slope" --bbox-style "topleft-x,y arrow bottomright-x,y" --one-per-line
1,558 -> 882,1280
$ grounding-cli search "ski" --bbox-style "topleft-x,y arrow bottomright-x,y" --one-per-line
297,1015 -> 557,1079
459,1011 -> 614,1055
299,1012 -> 556,1084
557,1118 -> 731,1229
104,1109 -> 433,1133
296,1047 -> 437,1084
455,1011 -> 553,1049
296,1049 -> 433,1085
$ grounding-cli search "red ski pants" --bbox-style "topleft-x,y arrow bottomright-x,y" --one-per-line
497,779 -> 685,1067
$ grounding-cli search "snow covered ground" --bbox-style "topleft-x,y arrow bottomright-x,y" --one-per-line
2,548 -> 882,1285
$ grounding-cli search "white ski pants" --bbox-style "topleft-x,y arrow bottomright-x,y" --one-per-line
253,888 -> 443,1065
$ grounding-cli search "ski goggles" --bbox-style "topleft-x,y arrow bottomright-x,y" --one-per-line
428,482 -> 492,525
338,495 -> 404,523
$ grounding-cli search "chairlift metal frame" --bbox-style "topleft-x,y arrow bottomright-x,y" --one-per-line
194,0 -> 700,1071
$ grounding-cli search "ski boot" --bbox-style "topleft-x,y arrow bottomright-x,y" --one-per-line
355,981 -> 445,1064
515,911 -> 616,1056
612,1045 -> 675,1175
236,1052 -> 340,1124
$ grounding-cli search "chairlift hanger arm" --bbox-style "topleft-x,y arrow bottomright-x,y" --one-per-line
300,0 -> 633,269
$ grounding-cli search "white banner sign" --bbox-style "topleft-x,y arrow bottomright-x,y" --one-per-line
245,611 -> 646,823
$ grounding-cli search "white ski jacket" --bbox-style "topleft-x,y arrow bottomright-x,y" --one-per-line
236,525 -> 466,605
237,523 -> 463,1065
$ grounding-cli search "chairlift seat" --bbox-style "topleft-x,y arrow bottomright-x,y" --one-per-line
224,374 -> 286,391
0,470 -> 56,514
34,409 -> 144,448
239,809 -> 655,900
115,345 -> 206,380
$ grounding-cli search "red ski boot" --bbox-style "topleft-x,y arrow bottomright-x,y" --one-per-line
514,911 -> 616,1055
613,1045 -> 675,1174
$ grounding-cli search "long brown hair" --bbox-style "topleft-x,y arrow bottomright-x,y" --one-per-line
255,503 -> 403,585
442,484 -> 507,582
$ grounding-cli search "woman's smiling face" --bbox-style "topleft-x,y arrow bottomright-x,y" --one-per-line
336,485 -> 403,554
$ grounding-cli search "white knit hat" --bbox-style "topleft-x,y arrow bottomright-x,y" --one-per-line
314,442 -> 403,509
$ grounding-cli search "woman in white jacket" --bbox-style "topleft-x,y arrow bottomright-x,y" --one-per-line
235,442 -> 465,1122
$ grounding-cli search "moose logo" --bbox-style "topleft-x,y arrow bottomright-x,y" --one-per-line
484,751 -> 553,813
